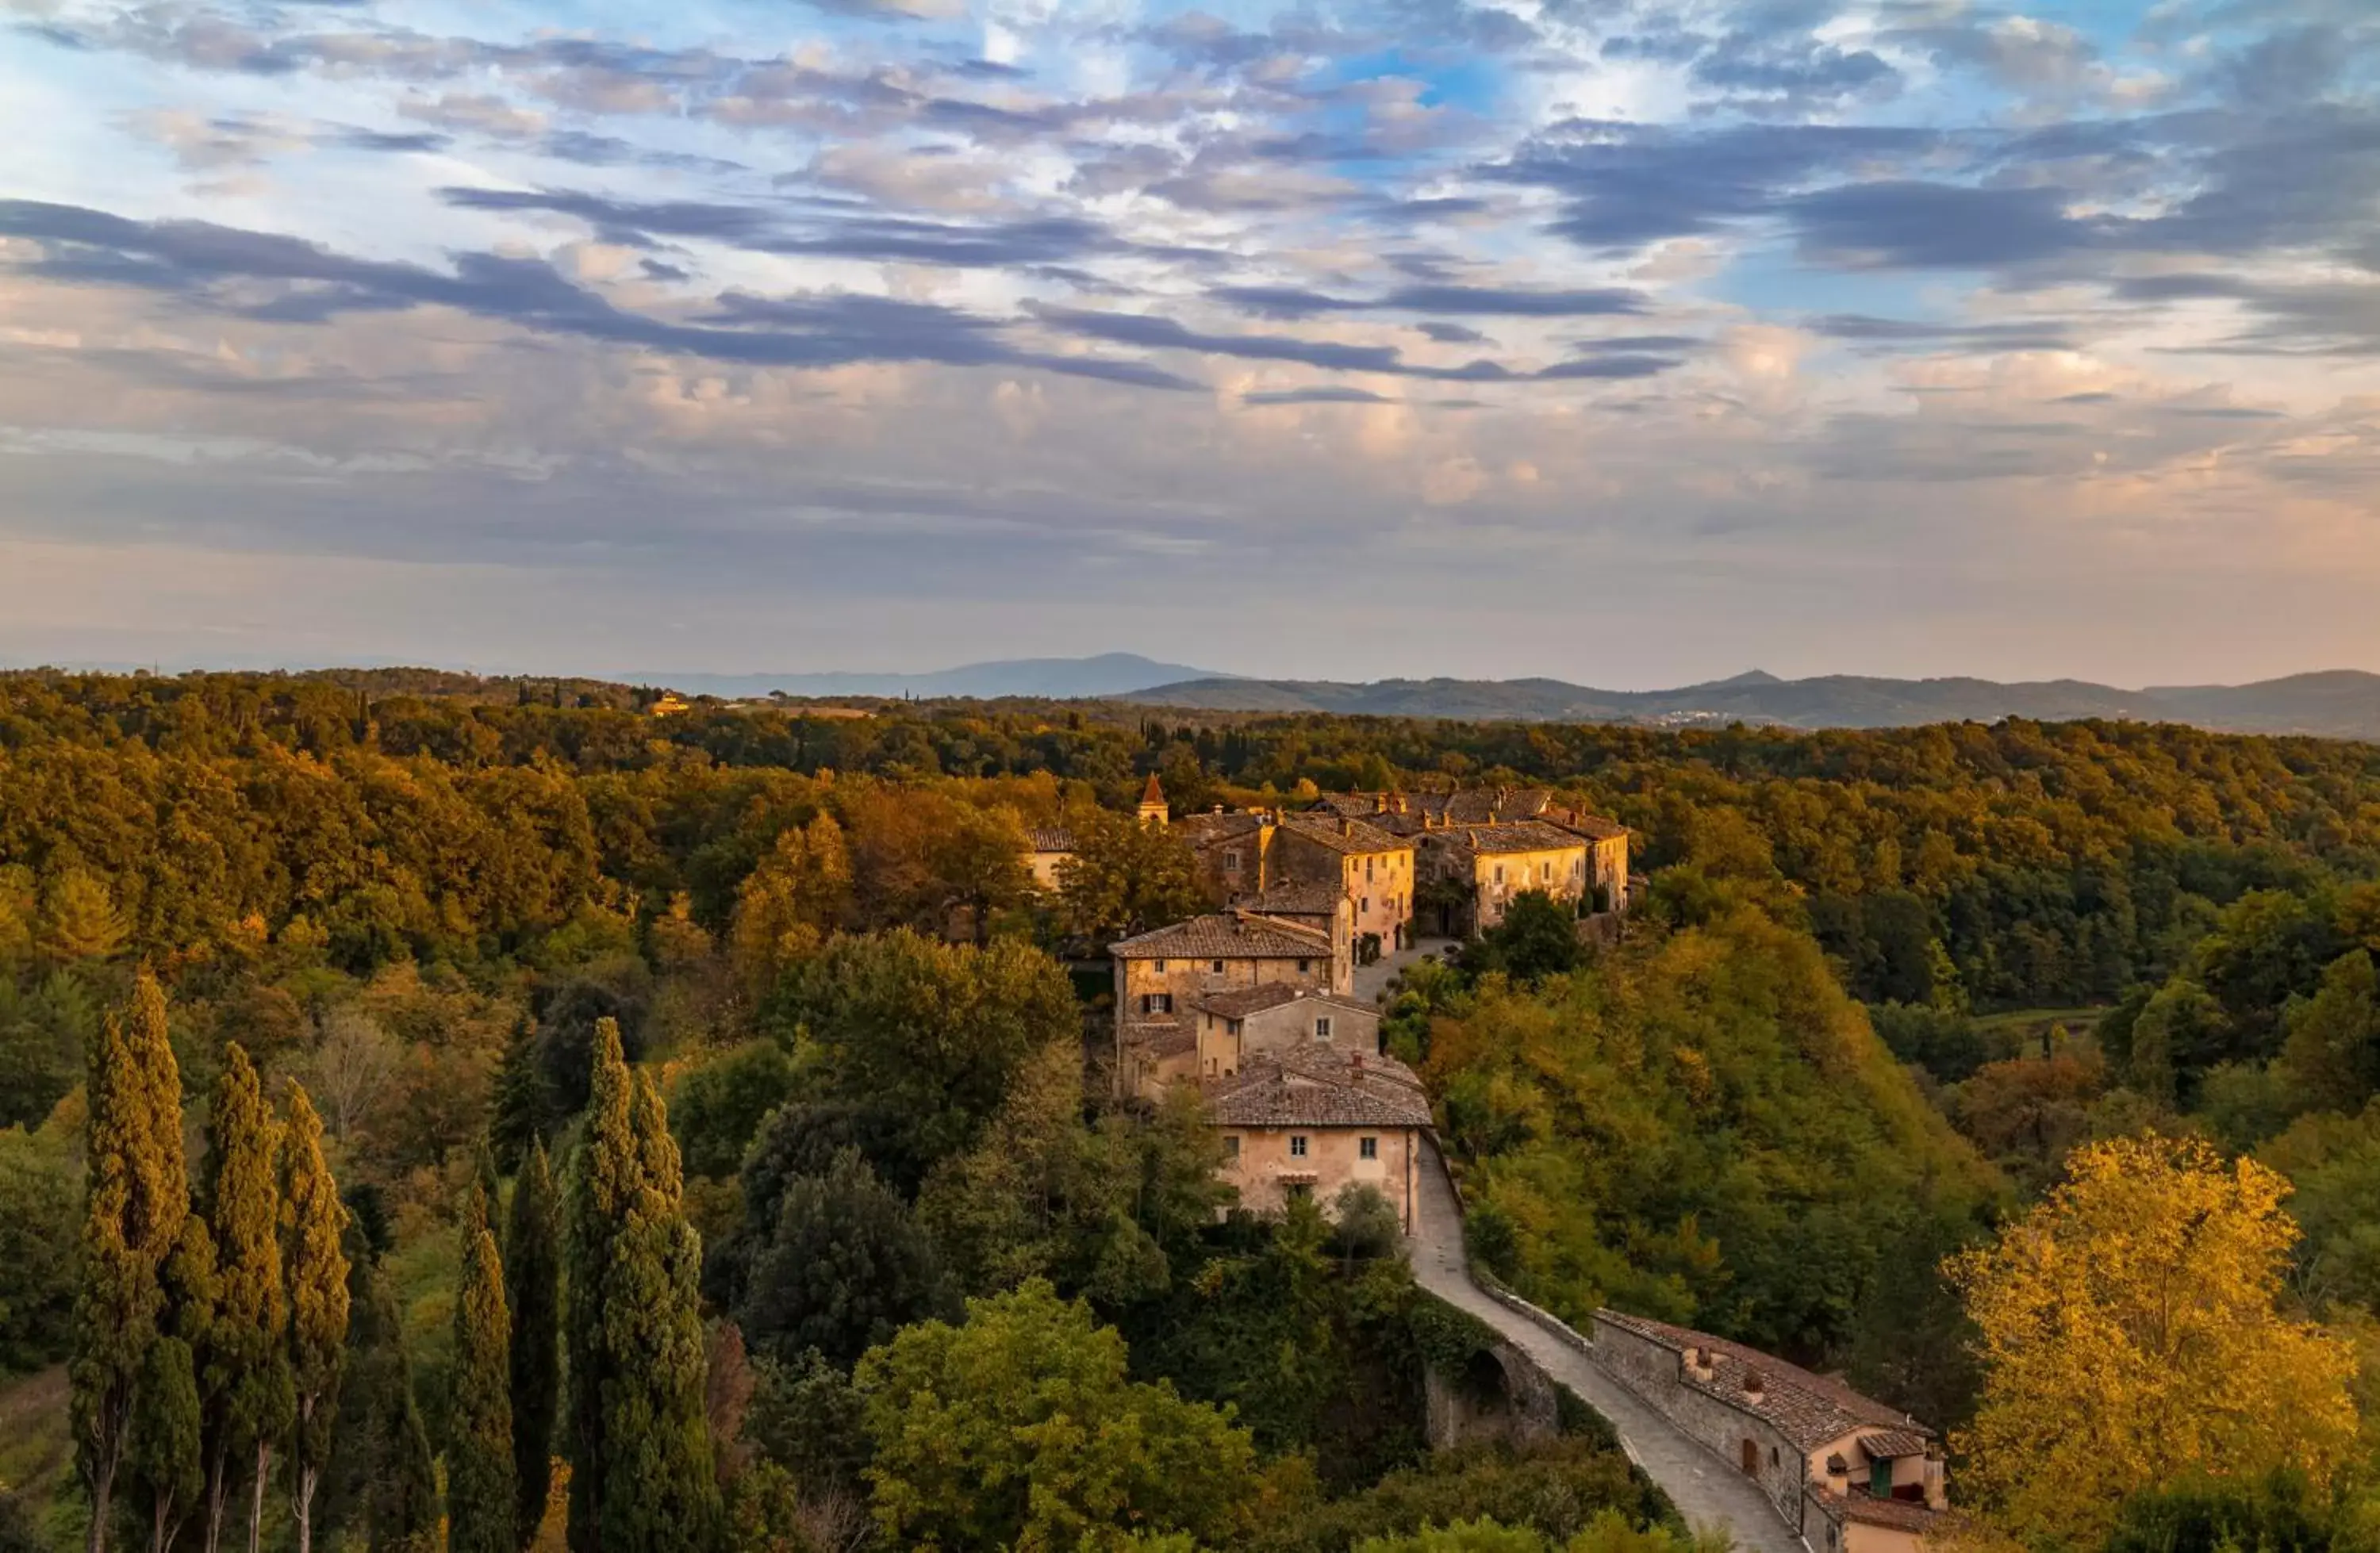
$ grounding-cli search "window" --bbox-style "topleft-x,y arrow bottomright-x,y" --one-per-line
1297,958 -> 1311,973
1140,993 -> 1173,1015
1222,1135 -> 1239,1158
1211,959 -> 1225,974
1361,896 -> 1370,913
1315,1016 -> 1334,1039
1359,1136 -> 1378,1160
1289,1135 -> 1308,1157
1365,857 -> 1375,880
1285,1181 -> 1312,1200
1494,865 -> 1506,884
1223,848 -> 1242,872
1154,959 -> 1166,973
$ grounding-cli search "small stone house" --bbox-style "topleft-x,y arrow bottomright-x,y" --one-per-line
1107,909 -> 1351,1096
1190,981 -> 1380,1080
1272,812 -> 1416,953
1416,821 -> 1592,936
1023,826 -> 1075,892
1589,1310 -> 1947,1553
1204,1041 -> 1432,1230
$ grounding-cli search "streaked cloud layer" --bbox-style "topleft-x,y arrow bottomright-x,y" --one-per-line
2,0 -> 2377,683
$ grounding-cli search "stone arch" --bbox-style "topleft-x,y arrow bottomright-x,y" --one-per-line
1426,1336 -> 1559,1451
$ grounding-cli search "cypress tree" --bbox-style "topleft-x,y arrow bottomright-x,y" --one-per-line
563,1020 -> 720,1553
125,1334 -> 200,1553
504,1139 -> 560,1550
278,1085 -> 349,1553
320,1260 -> 435,1553
197,1045 -> 290,1553
72,969 -> 190,1553
448,1199 -> 516,1553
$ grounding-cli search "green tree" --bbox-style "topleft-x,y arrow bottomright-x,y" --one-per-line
449,1197 -> 516,1553
0,1107 -> 81,1372
563,1019 -> 720,1553
0,969 -> 99,1129
198,1044 -> 290,1553
1054,809 -> 1204,942
854,1279 -> 1257,1552
735,1148 -> 954,1368
319,1260 -> 436,1553
504,1139 -> 561,1551
125,1335 -> 202,1553
278,1085 -> 349,1553
1464,891 -> 1583,984
73,969 -> 190,1553
2276,949 -> 2380,1117
774,930 -> 1080,1182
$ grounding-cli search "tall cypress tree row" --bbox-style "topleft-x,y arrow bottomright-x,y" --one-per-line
198,1045 -> 290,1553
504,1139 -> 560,1550
277,1085 -> 349,1553
562,1020 -> 720,1553
72,969 -> 190,1553
448,1179 -> 516,1553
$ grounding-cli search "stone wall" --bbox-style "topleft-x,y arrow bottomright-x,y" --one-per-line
1590,1319 -> 1806,1526
1422,1336 -> 1560,1452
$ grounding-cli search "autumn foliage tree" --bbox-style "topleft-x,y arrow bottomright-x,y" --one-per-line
278,1086 -> 351,1553
1949,1133 -> 2361,1551
72,970 -> 190,1553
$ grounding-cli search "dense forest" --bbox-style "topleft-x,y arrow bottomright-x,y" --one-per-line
1,669 -> 2376,1551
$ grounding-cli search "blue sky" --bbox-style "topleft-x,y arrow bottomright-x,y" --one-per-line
1,0 -> 2377,685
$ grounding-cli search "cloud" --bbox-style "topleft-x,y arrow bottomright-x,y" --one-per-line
1242,387 -> 1394,405
1811,314 -> 2079,351
0,199 -> 1202,388
1788,181 -> 2101,269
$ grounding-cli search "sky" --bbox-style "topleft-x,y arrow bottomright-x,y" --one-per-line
1,0 -> 2377,688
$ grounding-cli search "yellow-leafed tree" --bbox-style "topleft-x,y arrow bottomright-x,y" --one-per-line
1948,1132 -> 2360,1551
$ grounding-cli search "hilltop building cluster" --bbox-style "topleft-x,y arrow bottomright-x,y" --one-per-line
1035,777 -> 1636,1235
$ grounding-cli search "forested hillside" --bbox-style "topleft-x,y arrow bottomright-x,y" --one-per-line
2,671 -> 2376,1551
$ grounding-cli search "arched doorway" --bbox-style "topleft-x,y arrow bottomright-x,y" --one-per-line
1740,1438 -> 1759,1475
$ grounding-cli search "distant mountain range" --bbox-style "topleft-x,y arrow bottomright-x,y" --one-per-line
1121,669 -> 2380,740
650,653 -> 1229,701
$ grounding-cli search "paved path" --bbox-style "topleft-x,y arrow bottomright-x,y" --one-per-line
1354,935 -> 1459,1005
1406,1141 -> 1803,1553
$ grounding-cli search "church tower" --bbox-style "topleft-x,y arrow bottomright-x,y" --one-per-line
1138,773 -> 1169,829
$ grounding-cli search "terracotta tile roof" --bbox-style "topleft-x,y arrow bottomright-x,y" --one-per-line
1203,1045 -> 1430,1129
1176,811 -> 1268,846
1192,982 -> 1303,1018
1809,1489 -> 1944,1534
1192,984 -> 1375,1020
1426,820 -> 1590,856
1027,827 -> 1076,852
1554,814 -> 1630,842
1859,1430 -> 1929,1459
1121,1017 -> 1192,1053
1592,1310 -> 1933,1453
1276,811 -> 1410,855
1110,912 -> 1331,960
1232,882 -> 1340,918
1140,773 -> 1166,805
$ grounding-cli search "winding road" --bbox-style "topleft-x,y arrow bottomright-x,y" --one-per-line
1405,1141 -> 1805,1553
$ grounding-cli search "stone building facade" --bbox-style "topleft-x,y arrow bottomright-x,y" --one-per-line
1270,812 -> 1416,952
1587,1310 -> 1946,1553
1205,1041 -> 1431,1230
1107,908 -> 1352,1096
1416,821 -> 1592,936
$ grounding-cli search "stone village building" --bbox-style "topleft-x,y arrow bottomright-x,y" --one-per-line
1590,1310 -> 1946,1553
1205,1041 -> 1431,1233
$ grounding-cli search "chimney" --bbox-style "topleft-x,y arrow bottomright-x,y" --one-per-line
1824,1454 -> 1848,1497
1338,817 -> 1350,836
1742,1369 -> 1765,1404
